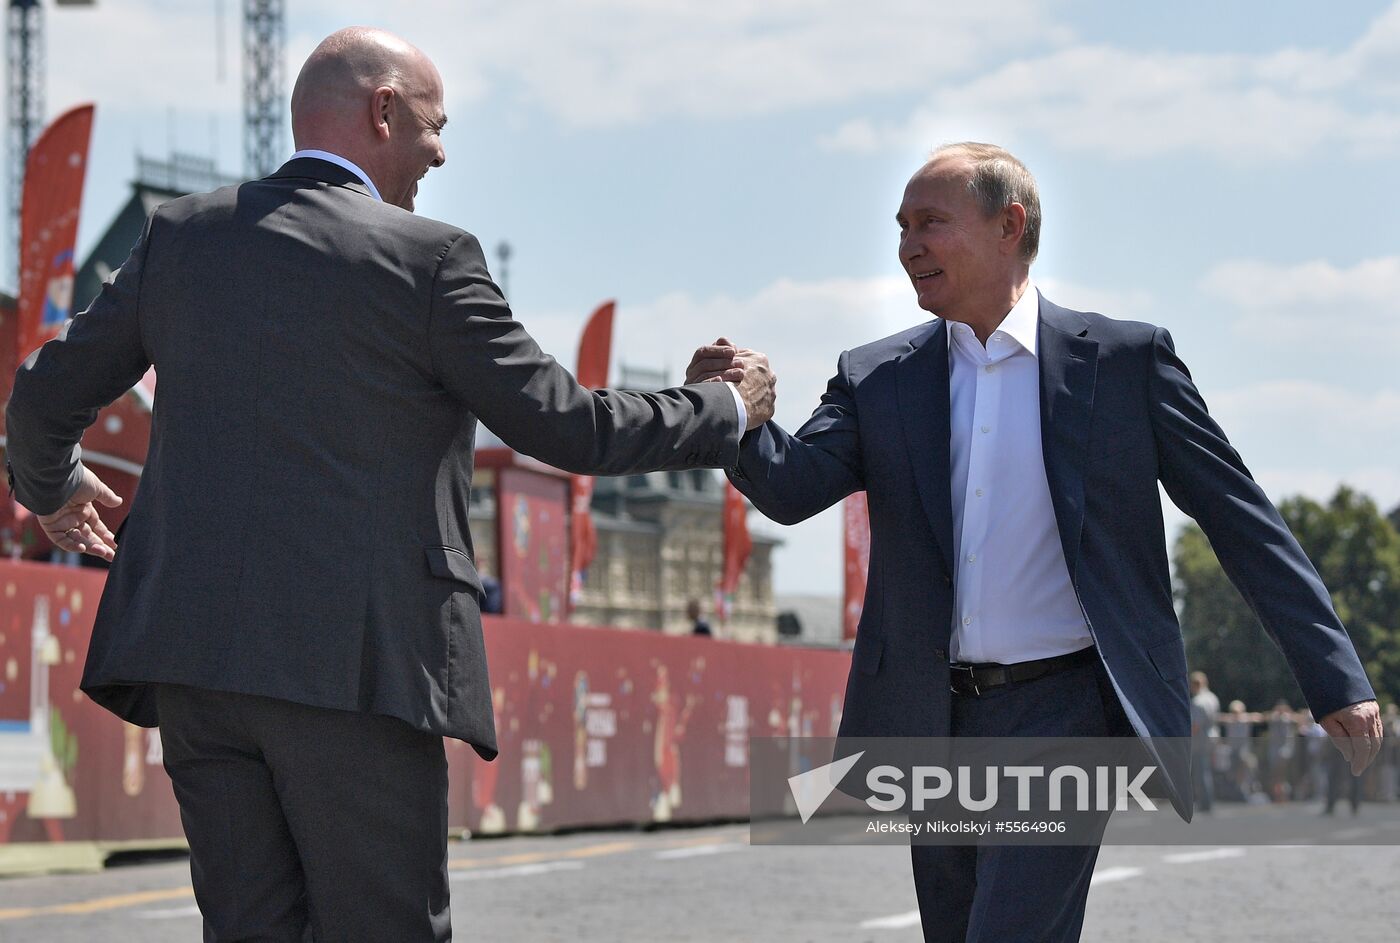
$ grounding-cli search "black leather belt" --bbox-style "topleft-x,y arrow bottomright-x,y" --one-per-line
948,646 -> 1098,697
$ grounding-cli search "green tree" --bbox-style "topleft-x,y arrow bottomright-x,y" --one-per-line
1175,486 -> 1400,713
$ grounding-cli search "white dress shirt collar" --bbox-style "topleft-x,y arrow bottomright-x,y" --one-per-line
947,282 -> 1040,360
999,282 -> 1040,358
289,149 -> 383,203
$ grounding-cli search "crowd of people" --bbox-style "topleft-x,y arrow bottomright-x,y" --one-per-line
1191,672 -> 1399,813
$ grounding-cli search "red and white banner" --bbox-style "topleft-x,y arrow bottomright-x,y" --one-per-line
716,482 -> 752,623
0,559 -> 853,850
14,104 -> 95,367
842,492 -> 871,642
568,302 -> 615,606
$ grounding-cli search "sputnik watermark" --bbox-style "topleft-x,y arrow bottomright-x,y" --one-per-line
753,736 -> 1400,846
787,751 -> 1156,823
864,763 -> 1157,813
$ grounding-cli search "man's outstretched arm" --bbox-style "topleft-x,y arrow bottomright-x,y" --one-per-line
690,344 -> 863,526
428,233 -> 773,474
1148,326 -> 1380,773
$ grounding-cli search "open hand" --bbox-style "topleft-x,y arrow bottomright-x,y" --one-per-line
36,465 -> 122,562
1319,699 -> 1383,776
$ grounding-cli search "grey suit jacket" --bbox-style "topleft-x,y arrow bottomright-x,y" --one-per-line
5,157 -> 740,758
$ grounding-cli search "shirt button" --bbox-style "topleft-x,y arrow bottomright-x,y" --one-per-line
967,553 -> 976,563
985,365 -> 996,373
980,425 -> 990,434
975,488 -> 984,497
962,617 -> 972,626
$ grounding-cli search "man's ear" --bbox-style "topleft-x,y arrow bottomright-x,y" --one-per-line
1002,202 -> 1028,255
371,86 -> 395,140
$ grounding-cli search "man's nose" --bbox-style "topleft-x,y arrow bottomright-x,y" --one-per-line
899,234 -> 921,266
433,143 -> 446,168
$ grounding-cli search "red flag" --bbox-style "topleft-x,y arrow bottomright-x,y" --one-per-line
716,482 -> 752,624
569,302 -> 615,605
15,104 -> 95,367
842,492 -> 871,642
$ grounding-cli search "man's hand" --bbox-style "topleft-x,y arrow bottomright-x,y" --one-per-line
1319,699 -> 1383,776
686,336 -> 776,431
36,465 -> 122,562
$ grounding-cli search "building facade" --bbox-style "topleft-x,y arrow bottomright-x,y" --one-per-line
574,469 -> 780,642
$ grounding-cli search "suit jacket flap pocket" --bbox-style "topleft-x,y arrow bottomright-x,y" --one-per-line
1146,637 -> 1186,682
425,545 -> 484,596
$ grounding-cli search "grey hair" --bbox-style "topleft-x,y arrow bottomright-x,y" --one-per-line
931,142 -> 1041,264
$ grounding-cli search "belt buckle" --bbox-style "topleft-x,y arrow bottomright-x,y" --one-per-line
950,664 -> 980,697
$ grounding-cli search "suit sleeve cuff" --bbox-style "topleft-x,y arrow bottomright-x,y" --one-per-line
726,382 -> 747,433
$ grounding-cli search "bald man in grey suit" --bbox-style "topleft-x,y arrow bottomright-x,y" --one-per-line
5,28 -> 774,941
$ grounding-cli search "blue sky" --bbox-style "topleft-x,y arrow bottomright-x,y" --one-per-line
16,0 -> 1400,596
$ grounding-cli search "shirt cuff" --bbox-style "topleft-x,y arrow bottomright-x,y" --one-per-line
726,382 -> 747,432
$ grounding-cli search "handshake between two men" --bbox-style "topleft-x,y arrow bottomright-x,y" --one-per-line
689,336 -> 777,431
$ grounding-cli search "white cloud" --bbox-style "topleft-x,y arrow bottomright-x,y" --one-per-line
1212,380 -> 1400,452
48,2 -> 239,115
1034,277 -> 1156,322
1199,380 -> 1400,521
1201,256 -> 1400,346
289,0 -> 1057,127
519,273 -> 921,432
822,2 -> 1400,161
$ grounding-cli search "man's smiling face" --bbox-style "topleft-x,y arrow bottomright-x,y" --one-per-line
896,155 -> 1010,323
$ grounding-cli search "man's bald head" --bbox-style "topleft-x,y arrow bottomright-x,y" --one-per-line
290,27 -> 447,212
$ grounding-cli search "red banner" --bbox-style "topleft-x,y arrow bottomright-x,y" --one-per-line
842,492 -> 870,642
0,559 -> 852,855
458,617 -> 849,833
716,482 -> 752,623
14,104 -> 95,367
569,302 -> 615,605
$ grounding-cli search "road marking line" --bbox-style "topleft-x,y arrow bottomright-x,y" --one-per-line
0,833 -> 738,922
1329,827 -> 1375,840
1161,848 -> 1245,864
449,861 -> 584,882
448,840 -> 639,871
0,887 -> 194,921
859,909 -> 922,930
1090,866 -> 1144,885
134,905 -> 202,920
655,843 -> 744,860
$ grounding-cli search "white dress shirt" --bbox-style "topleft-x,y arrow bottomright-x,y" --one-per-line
287,149 -> 748,430
946,284 -> 1092,664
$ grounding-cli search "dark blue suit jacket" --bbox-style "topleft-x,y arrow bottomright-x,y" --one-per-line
729,293 -> 1374,817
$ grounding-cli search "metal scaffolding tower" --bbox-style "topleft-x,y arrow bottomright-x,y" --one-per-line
243,0 -> 284,177
6,0 -> 43,283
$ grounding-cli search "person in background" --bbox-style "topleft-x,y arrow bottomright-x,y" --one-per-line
1189,671 -> 1220,813
688,598 -> 714,637
1266,700 -> 1297,801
